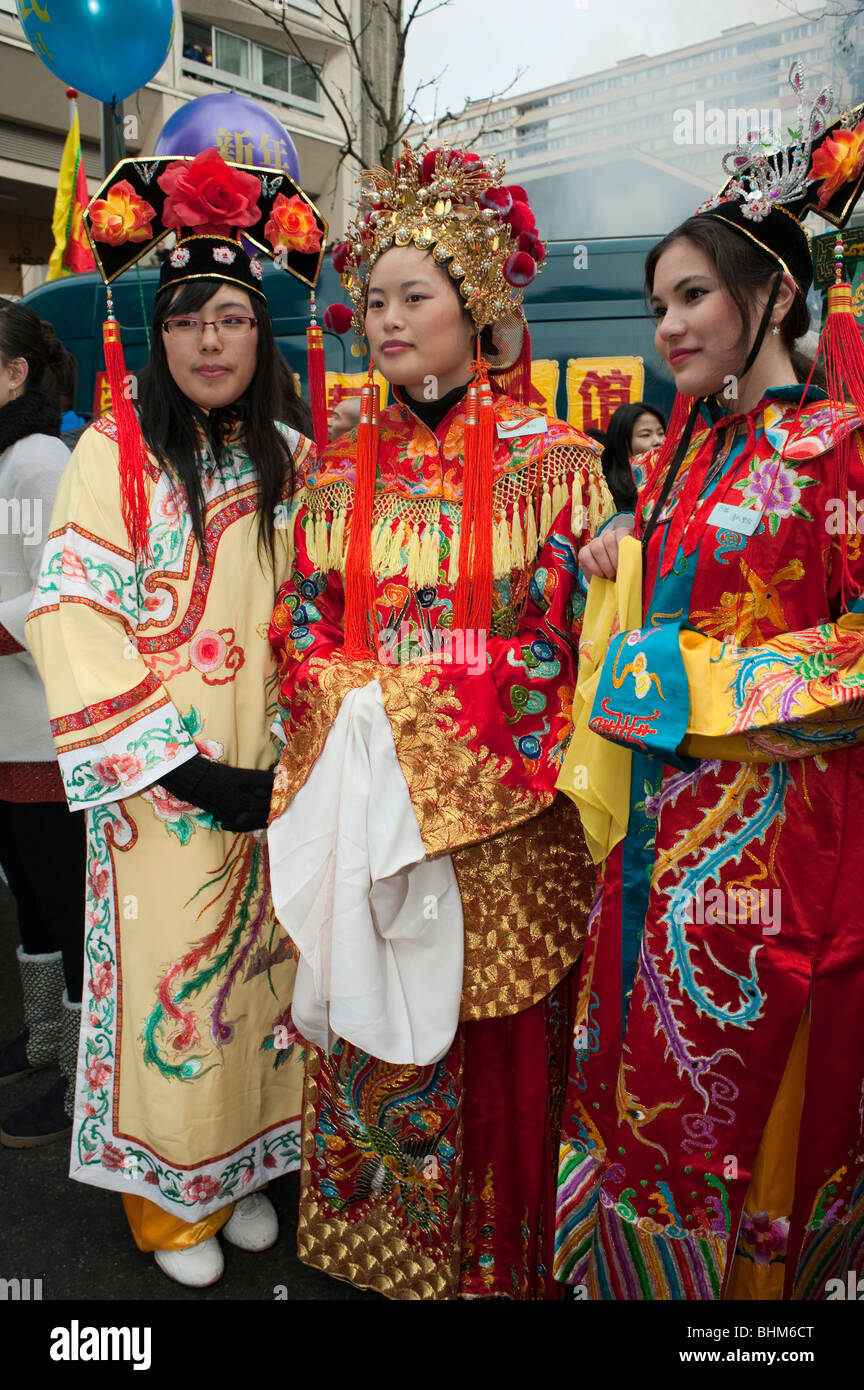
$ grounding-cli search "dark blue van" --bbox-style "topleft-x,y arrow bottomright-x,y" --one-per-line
23,236 -> 673,426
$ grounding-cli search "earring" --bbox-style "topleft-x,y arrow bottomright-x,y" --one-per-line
770,324 -> 780,336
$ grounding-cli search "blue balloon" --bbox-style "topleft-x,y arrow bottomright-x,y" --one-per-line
155,92 -> 301,181
17,0 -> 175,105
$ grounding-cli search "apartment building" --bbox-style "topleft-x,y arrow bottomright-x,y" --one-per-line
412,10 -> 864,240
0,0 -> 378,296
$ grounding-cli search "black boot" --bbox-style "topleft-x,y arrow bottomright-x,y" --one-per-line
0,992 -> 80,1148
0,1076 -> 71,1148
0,1029 -> 37,1087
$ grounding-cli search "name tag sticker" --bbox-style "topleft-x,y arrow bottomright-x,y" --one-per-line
496,416 -> 547,439
707,502 -> 761,536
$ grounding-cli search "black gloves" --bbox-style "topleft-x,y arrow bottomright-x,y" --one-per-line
160,755 -> 274,833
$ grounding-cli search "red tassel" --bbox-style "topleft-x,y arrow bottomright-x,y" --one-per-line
811,280 -> 864,603
489,324 -> 534,405
342,369 -> 378,658
636,390 -> 694,531
103,319 -> 150,558
306,295 -> 328,451
454,349 -> 495,633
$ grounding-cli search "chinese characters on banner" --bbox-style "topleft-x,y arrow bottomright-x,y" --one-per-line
564,357 -> 645,431
325,371 -> 389,413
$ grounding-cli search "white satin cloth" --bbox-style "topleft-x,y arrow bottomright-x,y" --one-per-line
268,680 -> 464,1066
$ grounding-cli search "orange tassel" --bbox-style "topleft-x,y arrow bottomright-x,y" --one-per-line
343,367 -> 379,657
306,291 -> 328,452
454,347 -> 495,633
103,317 -> 150,559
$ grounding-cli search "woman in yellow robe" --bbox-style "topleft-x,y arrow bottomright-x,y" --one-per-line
25,149 -> 327,1287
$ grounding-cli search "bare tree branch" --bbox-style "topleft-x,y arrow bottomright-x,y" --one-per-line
234,0 -> 508,179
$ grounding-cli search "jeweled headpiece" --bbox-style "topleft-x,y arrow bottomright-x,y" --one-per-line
327,143 -> 546,339
695,62 -> 864,290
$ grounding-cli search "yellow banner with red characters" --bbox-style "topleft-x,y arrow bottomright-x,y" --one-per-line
565,357 -> 645,433
325,371 -> 389,413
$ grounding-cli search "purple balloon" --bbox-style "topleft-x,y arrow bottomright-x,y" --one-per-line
154,92 -> 301,180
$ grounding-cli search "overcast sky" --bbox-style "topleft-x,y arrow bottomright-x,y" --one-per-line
404,0 -> 802,120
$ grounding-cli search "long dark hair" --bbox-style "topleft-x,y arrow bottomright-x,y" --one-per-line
602,401 -> 666,511
645,216 -> 822,388
0,300 -> 75,408
139,277 -> 304,567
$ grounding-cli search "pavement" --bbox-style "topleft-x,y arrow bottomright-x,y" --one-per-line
0,877 -> 378,1302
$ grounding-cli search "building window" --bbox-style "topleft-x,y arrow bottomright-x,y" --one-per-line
261,45 -> 291,92
183,14 -> 322,105
214,28 -> 251,81
183,16 -> 213,64
290,56 -> 320,104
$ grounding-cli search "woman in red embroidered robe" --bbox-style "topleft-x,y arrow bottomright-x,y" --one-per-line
267,146 -> 612,1299
555,153 -> 864,1299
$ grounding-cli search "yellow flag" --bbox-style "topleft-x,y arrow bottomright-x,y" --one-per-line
48,98 -> 95,281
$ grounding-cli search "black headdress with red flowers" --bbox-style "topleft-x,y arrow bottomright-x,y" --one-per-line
86,147 -> 327,296
82,149 -> 328,554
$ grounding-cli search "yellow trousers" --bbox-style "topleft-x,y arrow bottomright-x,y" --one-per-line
123,1194 -> 233,1252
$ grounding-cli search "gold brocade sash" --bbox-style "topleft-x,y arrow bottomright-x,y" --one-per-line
557,534 -> 643,864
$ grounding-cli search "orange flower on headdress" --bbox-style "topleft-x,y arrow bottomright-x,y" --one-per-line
264,193 -> 322,255
811,120 -> 864,210
88,180 -> 156,247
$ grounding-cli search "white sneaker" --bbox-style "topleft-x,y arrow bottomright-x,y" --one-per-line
222,1191 -> 279,1252
154,1236 -> 224,1288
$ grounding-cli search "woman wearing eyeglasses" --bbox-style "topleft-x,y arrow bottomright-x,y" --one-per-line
26,150 -> 326,1287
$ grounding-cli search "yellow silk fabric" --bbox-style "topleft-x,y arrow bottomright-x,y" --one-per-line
724,1011 -> 810,1300
557,535 -> 643,863
122,1195 -> 232,1253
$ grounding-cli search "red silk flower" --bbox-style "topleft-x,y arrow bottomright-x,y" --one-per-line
420,149 -> 482,184
265,192 -> 323,256
158,148 -> 262,234
331,240 -> 351,274
518,230 -> 545,261
506,185 -> 529,203
506,201 -> 537,236
89,180 -> 156,246
503,250 -> 537,287
478,186 -> 513,215
324,303 -> 353,334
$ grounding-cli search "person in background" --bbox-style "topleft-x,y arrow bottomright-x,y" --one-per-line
601,400 -> 666,510
0,301 -> 86,1149
327,393 -> 362,442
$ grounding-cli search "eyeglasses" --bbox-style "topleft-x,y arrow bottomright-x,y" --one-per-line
162,316 -> 258,338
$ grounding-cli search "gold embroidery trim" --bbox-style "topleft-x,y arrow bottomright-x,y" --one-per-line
454,795 -> 594,1019
271,657 -> 545,856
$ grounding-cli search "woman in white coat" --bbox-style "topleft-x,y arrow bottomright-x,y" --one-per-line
0,301 -> 85,1146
